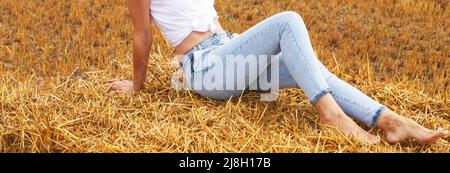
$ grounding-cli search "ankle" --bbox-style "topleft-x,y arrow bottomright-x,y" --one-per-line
377,112 -> 404,131
314,93 -> 346,124
319,109 -> 345,124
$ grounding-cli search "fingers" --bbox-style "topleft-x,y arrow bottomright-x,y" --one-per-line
104,80 -> 122,89
104,80 -> 134,94
114,88 -> 133,94
111,86 -> 124,94
105,81 -> 123,89
105,82 -> 120,92
114,88 -> 122,94
105,83 -> 113,91
108,85 -> 130,94
105,82 -> 122,93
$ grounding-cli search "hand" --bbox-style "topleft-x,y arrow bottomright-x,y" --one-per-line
105,80 -> 136,94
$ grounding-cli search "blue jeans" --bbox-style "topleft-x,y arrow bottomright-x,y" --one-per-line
180,11 -> 385,127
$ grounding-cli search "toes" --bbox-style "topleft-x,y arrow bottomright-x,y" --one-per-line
437,128 -> 448,135
374,136 -> 381,143
358,132 -> 380,144
386,139 -> 400,145
368,136 -> 380,144
432,129 -> 448,139
420,129 -> 448,144
385,132 -> 402,144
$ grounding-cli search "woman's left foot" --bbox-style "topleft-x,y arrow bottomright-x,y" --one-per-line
377,110 -> 448,144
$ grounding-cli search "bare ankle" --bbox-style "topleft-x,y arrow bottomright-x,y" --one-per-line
377,111 -> 405,131
319,110 -> 345,124
315,93 -> 345,122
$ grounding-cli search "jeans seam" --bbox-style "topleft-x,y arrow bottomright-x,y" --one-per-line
283,21 -> 334,105
332,91 -> 381,127
333,93 -> 371,113
284,21 -> 317,76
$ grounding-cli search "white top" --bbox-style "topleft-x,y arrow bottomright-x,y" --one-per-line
150,0 -> 219,47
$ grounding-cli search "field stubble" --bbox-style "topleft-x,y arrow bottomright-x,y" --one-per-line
0,0 -> 449,152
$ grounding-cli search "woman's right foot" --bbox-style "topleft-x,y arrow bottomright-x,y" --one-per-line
319,112 -> 381,144
377,110 -> 448,144
315,94 -> 380,144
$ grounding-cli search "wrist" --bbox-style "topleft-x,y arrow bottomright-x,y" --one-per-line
132,81 -> 144,91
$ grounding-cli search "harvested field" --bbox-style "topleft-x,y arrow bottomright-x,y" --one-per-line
0,0 -> 449,152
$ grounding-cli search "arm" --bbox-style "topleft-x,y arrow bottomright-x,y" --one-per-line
108,0 -> 153,93
129,0 -> 153,91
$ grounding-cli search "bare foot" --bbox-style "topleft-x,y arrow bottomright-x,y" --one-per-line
319,112 -> 381,144
315,94 -> 380,144
377,110 -> 448,144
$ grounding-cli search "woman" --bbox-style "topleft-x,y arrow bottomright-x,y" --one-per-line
107,0 -> 447,144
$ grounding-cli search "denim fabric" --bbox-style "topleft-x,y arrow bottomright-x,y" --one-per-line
180,11 -> 385,127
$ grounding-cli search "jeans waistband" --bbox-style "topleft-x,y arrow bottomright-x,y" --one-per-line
185,31 -> 232,56
181,31 -> 232,71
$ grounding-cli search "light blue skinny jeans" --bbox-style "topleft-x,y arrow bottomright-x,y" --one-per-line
180,11 -> 385,127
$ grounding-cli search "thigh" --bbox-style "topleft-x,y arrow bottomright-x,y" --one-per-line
191,12 -> 316,99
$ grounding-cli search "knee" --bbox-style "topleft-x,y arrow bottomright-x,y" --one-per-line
278,11 -> 304,24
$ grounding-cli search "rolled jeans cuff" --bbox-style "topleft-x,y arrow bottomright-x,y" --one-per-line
310,88 -> 333,106
370,106 -> 386,128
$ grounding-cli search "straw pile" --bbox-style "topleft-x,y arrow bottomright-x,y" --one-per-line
0,0 -> 449,152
